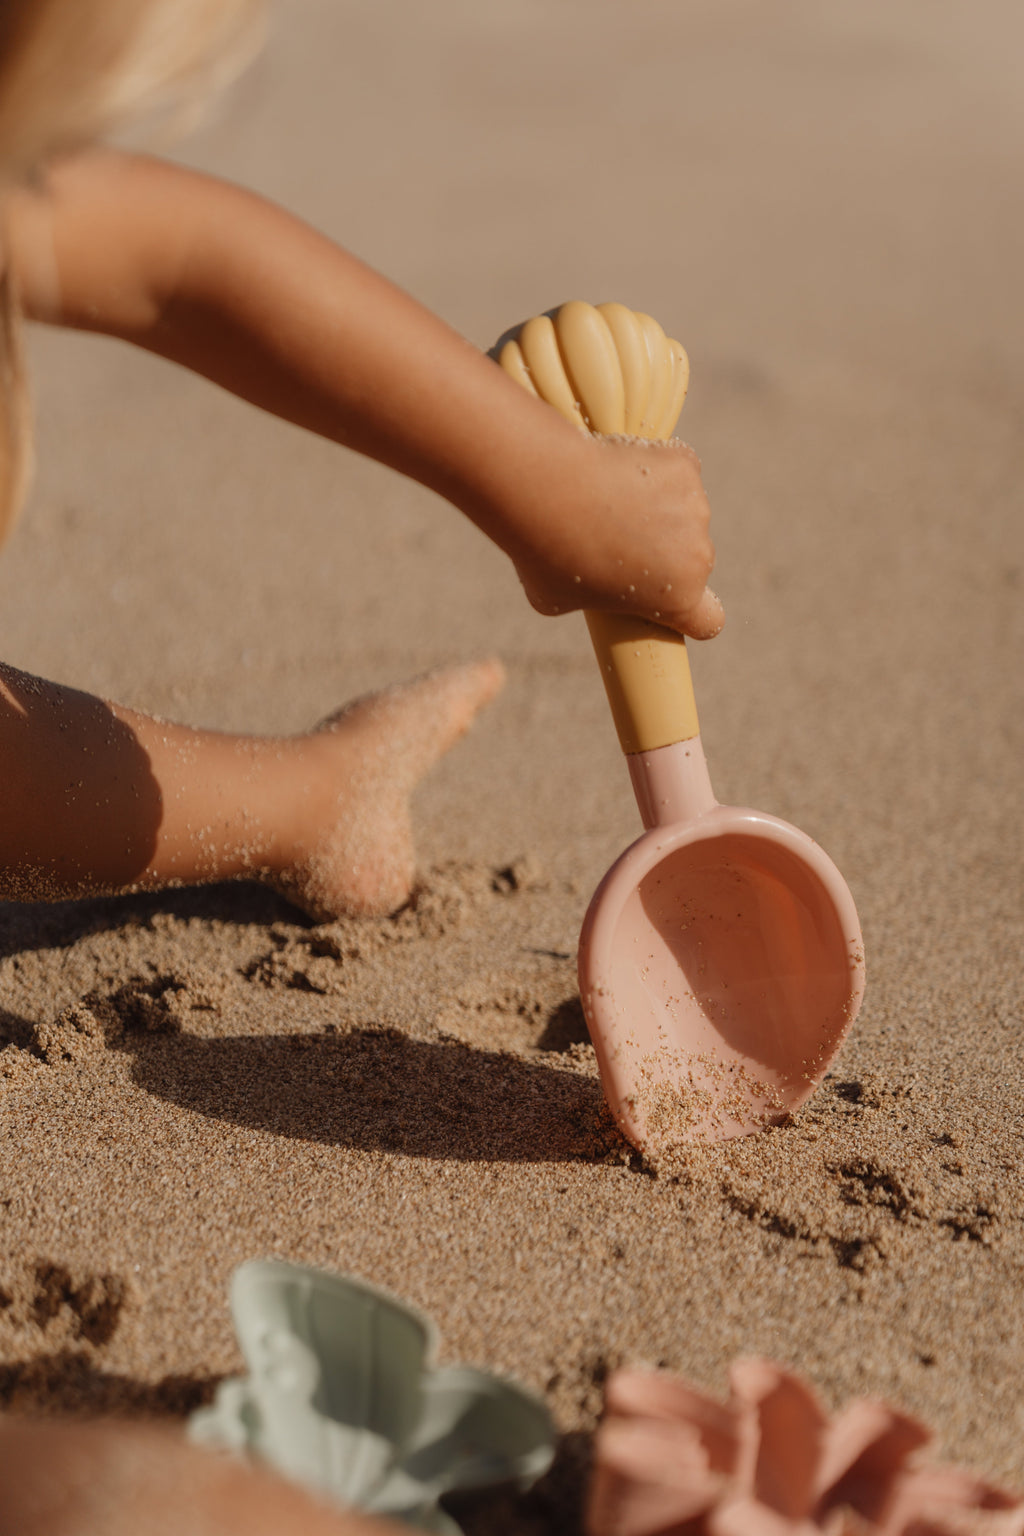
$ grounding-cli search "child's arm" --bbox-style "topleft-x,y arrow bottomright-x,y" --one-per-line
0,1415 -> 419,1536
5,150 -> 722,638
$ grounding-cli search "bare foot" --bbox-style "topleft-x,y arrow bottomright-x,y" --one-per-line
269,659 -> 506,920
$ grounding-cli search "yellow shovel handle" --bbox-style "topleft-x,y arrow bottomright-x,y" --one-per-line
584,611 -> 698,756
495,300 -> 699,755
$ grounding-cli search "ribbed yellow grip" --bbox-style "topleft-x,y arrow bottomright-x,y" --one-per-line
496,300 -> 698,754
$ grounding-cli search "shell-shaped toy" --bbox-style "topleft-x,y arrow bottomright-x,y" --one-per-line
190,1260 -> 555,1534
494,300 -> 689,440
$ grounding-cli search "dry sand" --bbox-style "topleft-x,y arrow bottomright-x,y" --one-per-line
0,0 -> 1022,1527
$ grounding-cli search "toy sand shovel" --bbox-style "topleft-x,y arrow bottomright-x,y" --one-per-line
495,302 -> 865,1150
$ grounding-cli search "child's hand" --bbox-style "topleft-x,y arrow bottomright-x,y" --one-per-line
500,431 -> 723,640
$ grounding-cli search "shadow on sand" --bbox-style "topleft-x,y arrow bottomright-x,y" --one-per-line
120,1024 -> 621,1165
0,881 -> 303,962
0,1348 -> 219,1418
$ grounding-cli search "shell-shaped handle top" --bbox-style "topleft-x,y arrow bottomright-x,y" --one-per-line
495,300 -> 689,441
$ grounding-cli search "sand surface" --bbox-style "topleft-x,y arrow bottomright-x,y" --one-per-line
0,0 -> 1022,1525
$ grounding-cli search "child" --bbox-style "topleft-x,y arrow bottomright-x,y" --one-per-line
0,0 -> 722,922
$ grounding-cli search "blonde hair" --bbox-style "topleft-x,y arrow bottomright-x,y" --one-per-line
0,0 -> 265,547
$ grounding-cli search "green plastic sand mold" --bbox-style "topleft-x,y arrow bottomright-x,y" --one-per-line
189,1260 -> 555,1534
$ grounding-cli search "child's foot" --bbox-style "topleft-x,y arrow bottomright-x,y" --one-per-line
269,659 -> 506,920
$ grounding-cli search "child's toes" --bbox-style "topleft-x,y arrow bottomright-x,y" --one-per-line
317,658 -> 505,784
392,658 -> 506,774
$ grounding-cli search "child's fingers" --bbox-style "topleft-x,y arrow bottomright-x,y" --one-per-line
677,586 -> 725,640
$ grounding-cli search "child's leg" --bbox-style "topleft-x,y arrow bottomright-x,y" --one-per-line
0,658 -> 504,918
0,1416 -> 410,1536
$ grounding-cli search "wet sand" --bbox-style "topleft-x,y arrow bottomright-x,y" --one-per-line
0,0 -> 1022,1526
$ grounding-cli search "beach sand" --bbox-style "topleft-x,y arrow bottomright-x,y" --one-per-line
0,0 -> 1022,1526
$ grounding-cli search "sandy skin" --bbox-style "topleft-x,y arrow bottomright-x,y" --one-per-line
0,658 -> 505,918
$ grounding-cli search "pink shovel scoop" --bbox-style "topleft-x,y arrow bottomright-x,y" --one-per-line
495,302 -> 865,1150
